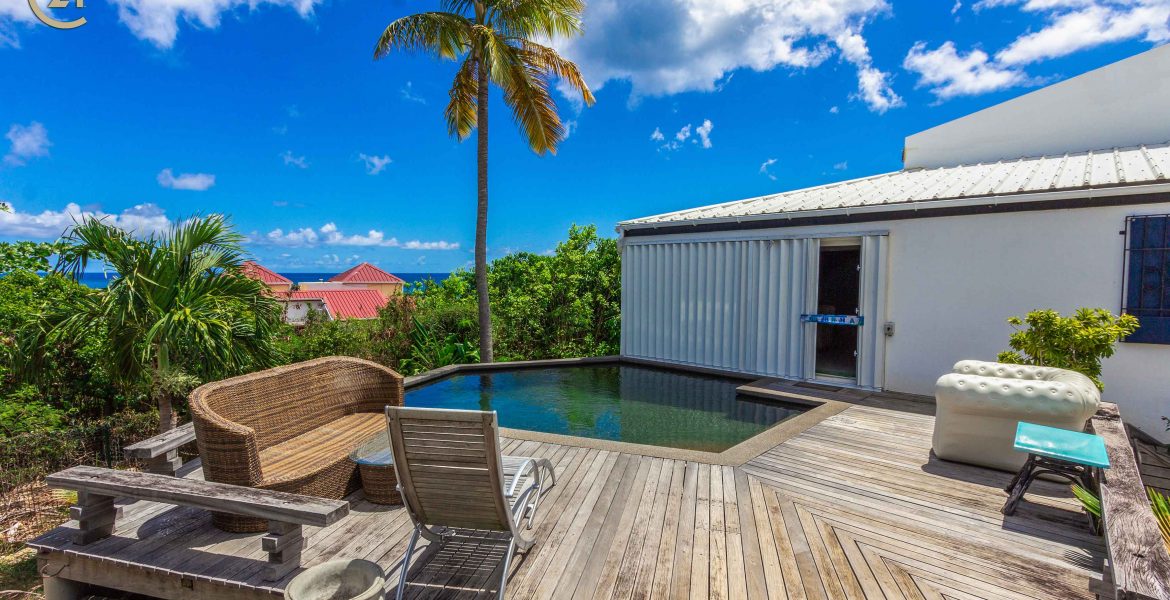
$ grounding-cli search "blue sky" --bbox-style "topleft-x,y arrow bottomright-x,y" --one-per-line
1,0 -> 1168,273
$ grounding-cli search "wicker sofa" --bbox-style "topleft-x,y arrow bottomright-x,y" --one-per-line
932,360 -> 1100,472
190,356 -> 404,532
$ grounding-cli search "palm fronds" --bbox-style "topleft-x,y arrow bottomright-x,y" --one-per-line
375,0 -> 592,154
37,215 -> 281,431
1071,483 -> 1102,519
1149,487 -> 1170,552
374,12 -> 472,61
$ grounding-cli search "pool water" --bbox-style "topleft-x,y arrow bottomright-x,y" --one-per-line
404,364 -> 806,452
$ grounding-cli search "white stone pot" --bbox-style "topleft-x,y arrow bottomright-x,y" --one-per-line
286,559 -> 386,600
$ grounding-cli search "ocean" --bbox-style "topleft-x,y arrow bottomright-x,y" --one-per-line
76,272 -> 452,289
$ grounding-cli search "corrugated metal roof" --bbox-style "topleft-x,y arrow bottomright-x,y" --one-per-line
620,143 -> 1170,228
241,261 -> 292,285
329,262 -> 405,284
281,289 -> 388,319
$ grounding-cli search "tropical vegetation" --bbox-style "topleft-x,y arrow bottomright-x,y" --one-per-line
997,308 -> 1140,390
34,216 -> 282,432
374,0 -> 595,363
0,221 -> 619,439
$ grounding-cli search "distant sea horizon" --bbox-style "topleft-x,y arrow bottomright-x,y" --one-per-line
76,271 -> 452,289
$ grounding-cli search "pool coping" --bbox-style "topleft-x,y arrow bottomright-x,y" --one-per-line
402,356 -> 852,466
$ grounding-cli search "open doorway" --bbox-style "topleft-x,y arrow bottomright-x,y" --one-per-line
814,244 -> 860,381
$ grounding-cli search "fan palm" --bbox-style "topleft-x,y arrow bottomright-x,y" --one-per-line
374,0 -> 595,362
48,215 -> 281,432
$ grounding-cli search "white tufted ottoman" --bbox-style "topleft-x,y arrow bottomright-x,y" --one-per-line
931,360 -> 1101,472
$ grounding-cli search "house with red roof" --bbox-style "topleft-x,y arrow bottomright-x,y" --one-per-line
324,262 -> 405,298
241,261 -> 293,293
279,289 -> 388,325
240,261 -> 401,324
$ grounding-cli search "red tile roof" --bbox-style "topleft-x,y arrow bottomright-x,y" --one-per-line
282,289 -> 388,320
328,262 -> 405,284
241,261 -> 292,286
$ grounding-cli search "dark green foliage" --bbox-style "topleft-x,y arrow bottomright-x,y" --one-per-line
0,240 -> 72,273
274,225 -> 621,371
399,316 -> 480,374
0,385 -> 65,436
0,270 -> 121,418
997,308 -> 1140,391
489,224 -> 620,360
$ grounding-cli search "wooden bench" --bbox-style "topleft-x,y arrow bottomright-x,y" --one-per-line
1090,404 -> 1170,600
123,422 -> 195,477
45,465 -> 350,581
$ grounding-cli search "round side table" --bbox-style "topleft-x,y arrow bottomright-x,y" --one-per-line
350,435 -> 401,505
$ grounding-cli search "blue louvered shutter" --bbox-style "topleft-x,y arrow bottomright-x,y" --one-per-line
1125,215 -> 1170,344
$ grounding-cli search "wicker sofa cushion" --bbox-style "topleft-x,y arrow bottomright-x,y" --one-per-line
258,412 -> 385,487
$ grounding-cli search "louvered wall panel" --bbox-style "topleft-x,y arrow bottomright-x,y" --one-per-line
621,239 -> 813,380
857,235 -> 889,389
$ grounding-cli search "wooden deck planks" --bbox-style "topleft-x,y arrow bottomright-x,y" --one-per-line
29,397 -> 1107,600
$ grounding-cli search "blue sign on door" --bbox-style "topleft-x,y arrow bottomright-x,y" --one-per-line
800,314 -> 863,326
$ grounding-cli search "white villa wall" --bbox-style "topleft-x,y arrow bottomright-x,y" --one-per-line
884,204 -> 1170,443
621,202 -> 1170,443
282,299 -> 328,325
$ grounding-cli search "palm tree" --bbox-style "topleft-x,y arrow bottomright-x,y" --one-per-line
48,215 -> 281,432
374,0 -> 595,362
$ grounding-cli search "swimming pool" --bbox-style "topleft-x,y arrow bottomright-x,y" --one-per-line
404,364 -> 806,452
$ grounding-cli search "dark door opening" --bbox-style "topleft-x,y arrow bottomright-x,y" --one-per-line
815,245 -> 860,380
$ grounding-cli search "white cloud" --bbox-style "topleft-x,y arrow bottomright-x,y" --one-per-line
829,105 -> 840,114
995,1 -> 1170,66
695,119 -> 714,149
103,0 -> 323,49
256,222 -> 459,250
4,122 -> 50,166
156,168 -> 215,191
400,81 -> 426,104
656,121 -> 716,151
0,0 -> 37,49
552,0 -> 898,111
358,153 -> 392,175
834,161 -> 849,170
910,0 -> 1170,100
903,41 -> 1033,98
0,202 -> 172,239
281,150 -> 308,169
833,29 -> 904,112
952,0 -> 963,13
759,158 -> 778,181
400,240 -> 459,250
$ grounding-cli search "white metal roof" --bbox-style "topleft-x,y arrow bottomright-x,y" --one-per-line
620,142 -> 1170,229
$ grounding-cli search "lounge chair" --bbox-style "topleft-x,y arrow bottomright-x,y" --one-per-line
384,406 -> 555,600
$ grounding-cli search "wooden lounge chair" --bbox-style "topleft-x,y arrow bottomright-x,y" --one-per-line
384,406 -> 555,600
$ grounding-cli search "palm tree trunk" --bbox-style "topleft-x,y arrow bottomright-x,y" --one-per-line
475,53 -> 494,363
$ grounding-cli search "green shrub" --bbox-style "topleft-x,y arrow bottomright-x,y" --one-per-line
0,385 -> 66,436
997,308 -> 1139,391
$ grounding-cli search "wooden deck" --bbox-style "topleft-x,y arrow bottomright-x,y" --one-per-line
31,393 -> 1105,599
